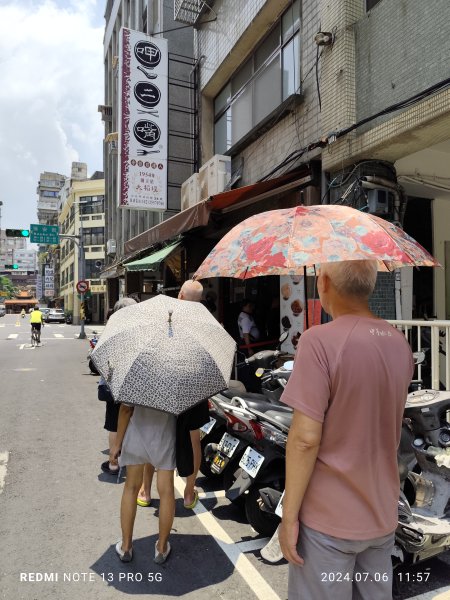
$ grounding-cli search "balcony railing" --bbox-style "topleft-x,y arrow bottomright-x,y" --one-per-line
388,319 -> 450,390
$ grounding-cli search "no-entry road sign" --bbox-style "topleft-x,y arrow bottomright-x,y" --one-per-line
76,280 -> 89,294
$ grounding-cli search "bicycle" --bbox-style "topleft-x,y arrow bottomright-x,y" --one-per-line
31,325 -> 40,347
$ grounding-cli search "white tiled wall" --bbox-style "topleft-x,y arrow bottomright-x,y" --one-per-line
197,0 -> 322,184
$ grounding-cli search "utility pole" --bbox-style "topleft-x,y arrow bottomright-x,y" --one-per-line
59,232 -> 86,339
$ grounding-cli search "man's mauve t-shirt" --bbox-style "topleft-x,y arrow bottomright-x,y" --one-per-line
281,315 -> 414,540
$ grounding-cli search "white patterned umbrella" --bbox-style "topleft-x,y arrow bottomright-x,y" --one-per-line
91,294 -> 236,415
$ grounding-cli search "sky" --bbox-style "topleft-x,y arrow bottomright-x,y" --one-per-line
0,0 -> 105,234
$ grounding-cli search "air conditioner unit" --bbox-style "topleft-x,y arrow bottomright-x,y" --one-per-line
198,155 -> 231,200
106,239 -> 117,256
180,173 -> 200,211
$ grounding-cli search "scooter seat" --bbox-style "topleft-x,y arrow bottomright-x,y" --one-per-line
221,389 -> 268,401
264,410 -> 293,428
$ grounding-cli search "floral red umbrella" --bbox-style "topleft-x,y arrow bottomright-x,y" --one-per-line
194,205 -> 439,280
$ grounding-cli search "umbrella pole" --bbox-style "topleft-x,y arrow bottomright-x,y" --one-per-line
304,266 -> 309,331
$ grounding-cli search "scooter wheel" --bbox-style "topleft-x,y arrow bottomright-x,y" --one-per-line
245,487 -> 280,537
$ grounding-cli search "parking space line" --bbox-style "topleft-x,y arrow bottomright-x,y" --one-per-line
174,475 -> 282,600
198,490 -> 226,500
0,451 -> 9,495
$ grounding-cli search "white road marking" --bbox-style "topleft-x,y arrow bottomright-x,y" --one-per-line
13,368 -> 37,372
19,344 -> 25,350
8,334 -> 18,339
54,333 -> 64,338
0,324 -> 5,327
174,475 -> 281,600
198,490 -> 226,500
0,452 -> 9,494
408,587 -> 450,600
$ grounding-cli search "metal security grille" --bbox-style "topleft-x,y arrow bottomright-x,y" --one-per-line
174,0 -> 207,25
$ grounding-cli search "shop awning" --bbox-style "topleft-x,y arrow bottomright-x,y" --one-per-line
123,165 -> 313,258
124,240 -> 182,272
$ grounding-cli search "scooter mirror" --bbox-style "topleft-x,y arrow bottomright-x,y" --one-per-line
279,331 -> 289,344
255,367 -> 265,378
413,351 -> 426,365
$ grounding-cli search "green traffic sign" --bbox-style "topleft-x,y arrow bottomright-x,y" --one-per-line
29,224 -> 59,245
4,264 -> 19,269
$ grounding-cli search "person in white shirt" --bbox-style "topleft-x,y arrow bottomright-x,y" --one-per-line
237,299 -> 260,356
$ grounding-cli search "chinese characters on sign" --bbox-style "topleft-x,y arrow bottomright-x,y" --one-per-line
118,28 -> 168,211
30,224 -> 59,245
44,266 -> 54,298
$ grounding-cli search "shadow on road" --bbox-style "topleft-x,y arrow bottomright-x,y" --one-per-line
90,533 -> 234,595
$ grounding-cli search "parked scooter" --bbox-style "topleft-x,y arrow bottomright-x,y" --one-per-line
395,388 -> 450,566
199,332 -> 290,479
220,368 -> 293,536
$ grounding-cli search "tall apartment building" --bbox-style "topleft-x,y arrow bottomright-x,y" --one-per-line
101,0 -> 195,305
0,230 -> 27,270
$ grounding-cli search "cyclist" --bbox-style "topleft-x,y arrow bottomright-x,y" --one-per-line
29,305 -> 44,345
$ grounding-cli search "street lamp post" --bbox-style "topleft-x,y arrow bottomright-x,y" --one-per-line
59,232 -> 86,338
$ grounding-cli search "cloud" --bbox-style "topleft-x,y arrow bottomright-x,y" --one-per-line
0,0 -> 104,230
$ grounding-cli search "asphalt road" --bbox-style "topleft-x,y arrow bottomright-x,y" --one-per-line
0,313 -> 449,600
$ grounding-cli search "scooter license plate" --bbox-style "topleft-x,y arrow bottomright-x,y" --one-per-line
239,446 -> 265,478
217,433 -> 240,458
275,490 -> 285,518
211,453 -> 228,474
200,417 -> 216,440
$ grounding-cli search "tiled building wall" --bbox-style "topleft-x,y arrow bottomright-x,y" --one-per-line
355,0 -> 450,126
197,0 -> 322,184
369,274 -> 396,320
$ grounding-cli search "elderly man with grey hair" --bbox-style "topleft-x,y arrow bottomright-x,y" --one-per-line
279,260 -> 414,600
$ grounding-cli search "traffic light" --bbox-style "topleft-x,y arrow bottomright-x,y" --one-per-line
5,229 -> 30,237
4,264 -> 19,269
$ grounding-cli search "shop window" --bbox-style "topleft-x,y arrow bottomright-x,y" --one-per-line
214,0 -> 300,155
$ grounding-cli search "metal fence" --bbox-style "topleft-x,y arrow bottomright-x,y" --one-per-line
388,320 -> 450,390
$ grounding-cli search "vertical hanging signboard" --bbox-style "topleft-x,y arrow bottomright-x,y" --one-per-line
118,28 -> 168,211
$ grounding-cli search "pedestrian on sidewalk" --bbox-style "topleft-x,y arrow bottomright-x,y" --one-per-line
279,260 -> 414,600
175,280 -> 209,510
100,298 -> 137,475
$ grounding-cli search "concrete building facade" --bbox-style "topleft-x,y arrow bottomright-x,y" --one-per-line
102,0 -> 195,306
316,0 -> 450,321
58,175 -> 106,324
